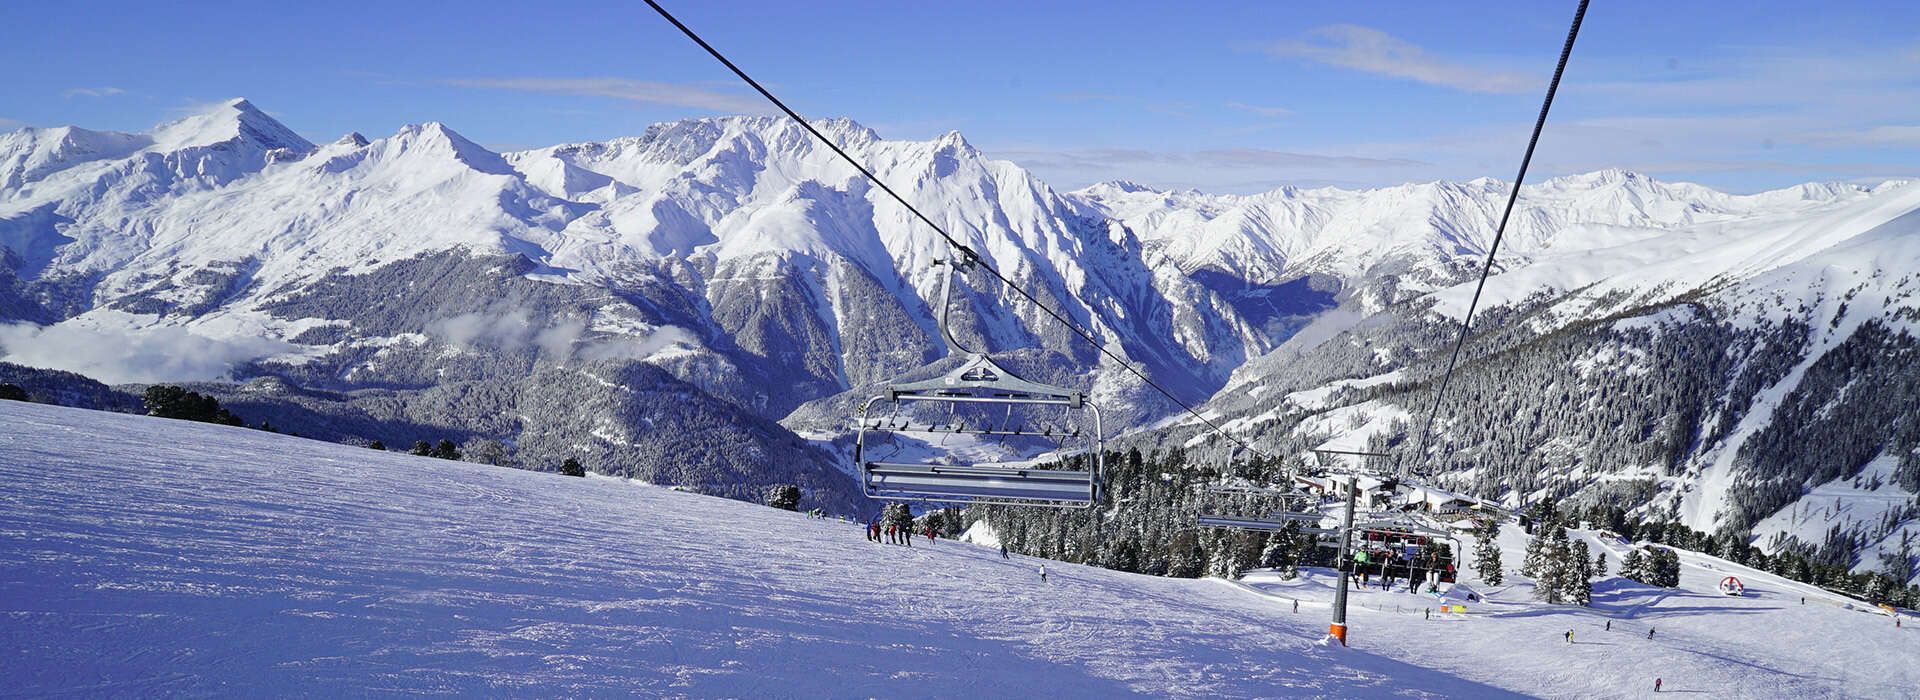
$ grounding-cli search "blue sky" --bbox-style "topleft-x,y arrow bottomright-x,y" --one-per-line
4,0 -> 1917,193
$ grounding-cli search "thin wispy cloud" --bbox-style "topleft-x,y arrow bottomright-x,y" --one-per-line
1052,92 -> 1124,103
445,77 -> 767,113
1224,102 -> 1294,118
1262,25 -> 1535,94
990,144 -> 1433,193
1001,147 -> 1423,170
1052,93 -> 1196,120
1797,124 -> 1920,148
0,117 -> 22,129
63,86 -> 125,99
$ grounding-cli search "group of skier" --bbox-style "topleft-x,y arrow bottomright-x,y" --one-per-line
1554,623 -> 1663,691
866,520 -> 937,546
860,520 -> 1051,582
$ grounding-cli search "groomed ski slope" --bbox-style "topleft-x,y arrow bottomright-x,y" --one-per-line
1238,526 -> 1918,698
0,401 -> 1508,697
1,400 -> 1913,697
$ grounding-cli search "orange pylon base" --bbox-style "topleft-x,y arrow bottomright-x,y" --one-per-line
1329,623 -> 1348,646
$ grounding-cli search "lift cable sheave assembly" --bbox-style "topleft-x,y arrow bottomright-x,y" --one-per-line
854,259 -> 1104,507
641,0 -> 1275,472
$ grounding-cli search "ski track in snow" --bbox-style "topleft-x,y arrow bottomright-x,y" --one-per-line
1240,527 -> 1919,699
0,401 -> 1520,698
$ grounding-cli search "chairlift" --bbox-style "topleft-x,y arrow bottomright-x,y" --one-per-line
1193,465 -> 1327,532
1196,513 -> 1332,533
853,259 -> 1103,508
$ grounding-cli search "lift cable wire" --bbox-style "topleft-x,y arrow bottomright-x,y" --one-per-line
1407,0 -> 1590,478
643,0 -> 1273,460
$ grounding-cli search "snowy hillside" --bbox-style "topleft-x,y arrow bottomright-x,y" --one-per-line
3,400 -> 1913,697
1159,175 -> 1920,578
4,100 -> 1919,574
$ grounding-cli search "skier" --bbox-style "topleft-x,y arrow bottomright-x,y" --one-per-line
1565,629 -> 1573,644
1293,599 -> 1300,614
1424,608 -> 1431,620
1000,543 -> 1010,560
1647,627 -> 1656,639
1655,678 -> 1663,693
1039,564 -> 1048,583
1605,620 -> 1611,631
925,526 -> 935,543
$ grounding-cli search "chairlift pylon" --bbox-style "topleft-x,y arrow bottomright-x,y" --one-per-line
853,258 -> 1104,508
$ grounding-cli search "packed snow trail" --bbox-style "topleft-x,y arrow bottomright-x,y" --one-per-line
1238,525 -> 1919,698
0,401 -> 1514,697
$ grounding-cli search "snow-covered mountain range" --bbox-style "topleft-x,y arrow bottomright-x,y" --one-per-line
1,99 -> 1915,578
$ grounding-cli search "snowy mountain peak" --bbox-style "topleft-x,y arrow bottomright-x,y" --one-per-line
0,125 -> 150,190
382,122 -> 514,175
1083,179 -> 1161,195
933,129 -> 972,151
335,132 -> 370,148
149,98 -> 314,154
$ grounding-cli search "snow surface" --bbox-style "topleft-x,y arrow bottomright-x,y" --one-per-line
1243,525 -> 1919,699
1750,454 -> 1920,580
3,401 -> 1914,696
0,401 -> 1513,697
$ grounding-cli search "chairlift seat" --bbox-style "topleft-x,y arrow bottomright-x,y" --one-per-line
1197,513 -> 1326,532
865,461 -> 1096,504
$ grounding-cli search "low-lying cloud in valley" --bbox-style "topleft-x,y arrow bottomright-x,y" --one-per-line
424,309 -> 695,363
0,323 -> 293,384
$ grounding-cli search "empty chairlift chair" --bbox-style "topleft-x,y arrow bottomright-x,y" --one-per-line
852,259 -> 1104,508
1194,482 -> 1331,533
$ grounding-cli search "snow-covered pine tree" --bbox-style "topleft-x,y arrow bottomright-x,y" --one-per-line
1593,550 -> 1608,577
1104,535 -> 1143,573
1569,540 -> 1594,606
1473,518 -> 1504,585
883,502 -> 914,534
1532,523 -> 1574,603
1620,547 -> 1649,584
1524,496 -> 1559,535
763,484 -> 800,511
1521,530 -> 1547,579
1167,530 -> 1206,579
1209,531 -> 1265,578
1652,548 -> 1682,587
